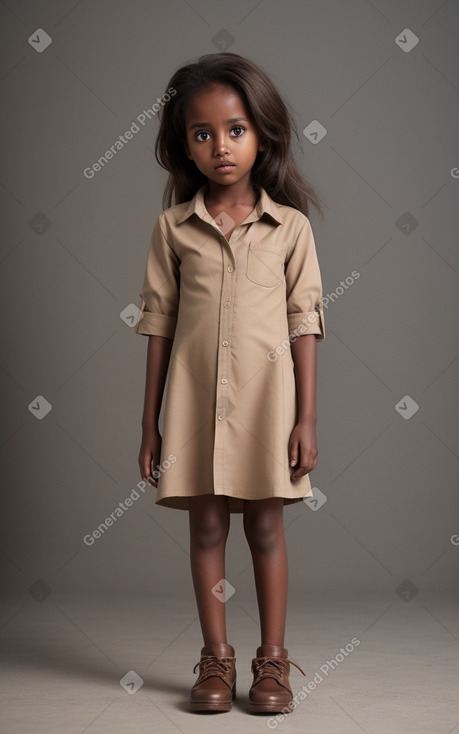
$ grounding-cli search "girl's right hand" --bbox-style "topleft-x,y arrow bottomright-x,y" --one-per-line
138,426 -> 162,488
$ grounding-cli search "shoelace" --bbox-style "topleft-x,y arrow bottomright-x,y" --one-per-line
252,656 -> 306,679
192,655 -> 235,680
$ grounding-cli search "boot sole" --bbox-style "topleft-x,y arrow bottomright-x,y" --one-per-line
248,699 -> 293,714
189,685 -> 236,712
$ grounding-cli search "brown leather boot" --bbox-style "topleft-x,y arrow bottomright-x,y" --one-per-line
248,644 -> 306,713
189,642 -> 236,712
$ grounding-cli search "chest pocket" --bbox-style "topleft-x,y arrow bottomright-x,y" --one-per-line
246,241 -> 285,287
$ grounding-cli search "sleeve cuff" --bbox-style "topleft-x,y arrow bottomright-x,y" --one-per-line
134,299 -> 177,340
287,307 -> 325,341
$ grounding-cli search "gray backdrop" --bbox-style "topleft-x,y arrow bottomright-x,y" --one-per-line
1,0 -> 458,604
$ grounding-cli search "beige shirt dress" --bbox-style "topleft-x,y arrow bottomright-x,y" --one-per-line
135,182 -> 326,512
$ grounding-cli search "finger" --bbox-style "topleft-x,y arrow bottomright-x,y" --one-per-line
149,463 -> 163,487
291,465 -> 307,480
139,457 -> 151,480
140,454 -> 157,484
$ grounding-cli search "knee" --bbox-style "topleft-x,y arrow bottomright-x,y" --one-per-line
243,514 -> 282,554
190,516 -> 229,551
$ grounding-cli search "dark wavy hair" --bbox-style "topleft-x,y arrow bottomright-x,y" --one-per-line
154,52 -> 325,219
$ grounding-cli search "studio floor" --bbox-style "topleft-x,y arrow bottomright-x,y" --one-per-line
1,591 -> 458,733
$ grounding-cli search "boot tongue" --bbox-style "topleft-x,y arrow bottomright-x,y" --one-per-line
256,644 -> 288,657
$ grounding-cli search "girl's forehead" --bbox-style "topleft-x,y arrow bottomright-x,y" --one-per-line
184,85 -> 248,119
186,84 -> 242,108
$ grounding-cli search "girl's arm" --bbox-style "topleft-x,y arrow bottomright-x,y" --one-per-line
290,333 -> 317,423
288,334 -> 318,480
141,334 -> 173,430
138,334 -> 173,485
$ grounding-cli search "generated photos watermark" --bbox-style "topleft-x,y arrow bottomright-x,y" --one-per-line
267,269 -> 360,361
266,636 -> 361,727
83,454 -> 176,546
83,87 -> 176,179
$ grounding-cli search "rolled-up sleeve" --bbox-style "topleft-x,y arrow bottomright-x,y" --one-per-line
285,218 -> 325,341
135,213 -> 180,340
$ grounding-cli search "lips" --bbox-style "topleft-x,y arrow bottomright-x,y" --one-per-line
215,161 -> 235,168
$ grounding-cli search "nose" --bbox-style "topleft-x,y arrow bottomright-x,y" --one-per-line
213,131 -> 229,157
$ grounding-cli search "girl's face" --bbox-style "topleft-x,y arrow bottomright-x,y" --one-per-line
182,83 -> 265,190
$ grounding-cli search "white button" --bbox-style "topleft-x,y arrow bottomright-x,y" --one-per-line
227,265 -> 233,272
224,301 -> 230,308
218,414 -> 225,420
221,378 -> 228,384
222,339 -> 229,346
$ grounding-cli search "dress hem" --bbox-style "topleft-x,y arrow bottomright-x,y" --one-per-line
154,491 -> 313,513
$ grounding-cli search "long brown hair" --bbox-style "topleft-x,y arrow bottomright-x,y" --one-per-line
155,52 -> 325,219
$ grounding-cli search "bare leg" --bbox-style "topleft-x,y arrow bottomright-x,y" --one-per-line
188,494 -> 230,646
243,498 -> 287,647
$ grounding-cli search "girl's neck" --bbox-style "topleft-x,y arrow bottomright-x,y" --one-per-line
204,179 -> 259,210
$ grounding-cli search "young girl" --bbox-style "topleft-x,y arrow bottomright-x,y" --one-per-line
135,52 -> 326,715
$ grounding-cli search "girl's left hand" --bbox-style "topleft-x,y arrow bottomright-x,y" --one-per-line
288,420 -> 318,480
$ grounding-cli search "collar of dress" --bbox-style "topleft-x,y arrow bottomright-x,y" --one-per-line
175,183 -> 284,227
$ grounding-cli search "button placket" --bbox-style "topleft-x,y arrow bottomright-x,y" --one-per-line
213,231 -> 237,493
216,249 -> 234,421
206,219 -> 253,495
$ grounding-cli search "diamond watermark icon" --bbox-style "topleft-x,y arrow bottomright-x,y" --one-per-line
28,579 -> 52,602
211,578 -> 236,602
395,212 -> 419,235
303,120 -> 327,145
395,28 -> 419,53
304,486 -> 327,511
29,212 -> 52,235
120,670 -> 144,694
395,579 -> 419,602
28,29 -> 52,53
120,303 -> 142,328
28,395 -> 52,420
212,212 -> 235,236
395,395 -> 419,420
212,29 -> 235,51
